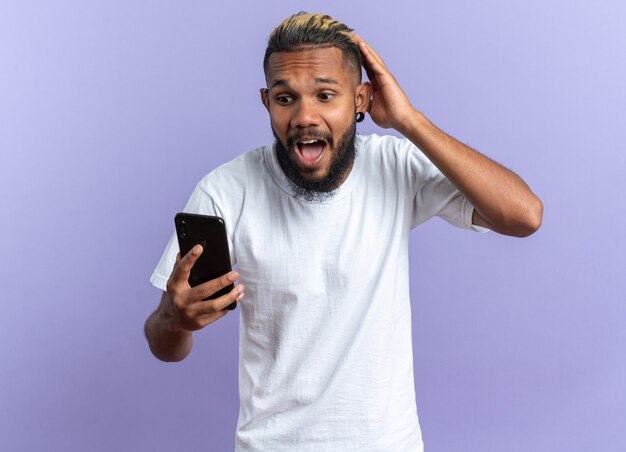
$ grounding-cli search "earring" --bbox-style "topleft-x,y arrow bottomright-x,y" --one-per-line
355,112 -> 365,123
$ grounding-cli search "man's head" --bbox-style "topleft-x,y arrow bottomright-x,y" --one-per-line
261,13 -> 371,201
263,12 -> 363,85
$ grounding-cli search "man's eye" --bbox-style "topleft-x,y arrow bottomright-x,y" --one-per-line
276,95 -> 293,104
318,93 -> 335,101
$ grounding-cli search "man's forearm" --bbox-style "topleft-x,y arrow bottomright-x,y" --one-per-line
144,292 -> 193,362
398,109 -> 543,237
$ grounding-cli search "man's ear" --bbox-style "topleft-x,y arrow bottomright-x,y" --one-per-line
260,88 -> 270,111
355,82 -> 372,114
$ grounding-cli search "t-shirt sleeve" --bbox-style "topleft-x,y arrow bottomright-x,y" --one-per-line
409,145 -> 490,233
149,182 -> 234,292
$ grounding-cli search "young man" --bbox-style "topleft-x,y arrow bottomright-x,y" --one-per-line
145,12 -> 542,451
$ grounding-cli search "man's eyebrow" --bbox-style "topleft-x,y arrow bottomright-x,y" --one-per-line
269,79 -> 288,90
269,77 -> 339,90
315,77 -> 339,85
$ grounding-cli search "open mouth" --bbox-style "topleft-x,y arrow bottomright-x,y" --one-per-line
295,138 -> 327,167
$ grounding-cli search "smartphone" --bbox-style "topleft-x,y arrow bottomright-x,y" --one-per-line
175,212 -> 236,310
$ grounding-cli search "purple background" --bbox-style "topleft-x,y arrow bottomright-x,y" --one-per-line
1,1 -> 625,451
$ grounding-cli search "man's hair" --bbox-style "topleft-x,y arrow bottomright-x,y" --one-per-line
263,12 -> 362,83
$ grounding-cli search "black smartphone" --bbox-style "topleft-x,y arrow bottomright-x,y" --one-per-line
175,212 -> 236,310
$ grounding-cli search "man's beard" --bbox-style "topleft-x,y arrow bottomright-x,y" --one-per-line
273,121 -> 357,202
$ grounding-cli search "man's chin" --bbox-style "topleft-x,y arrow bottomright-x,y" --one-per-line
278,153 -> 339,201
272,122 -> 357,200
293,163 -> 330,183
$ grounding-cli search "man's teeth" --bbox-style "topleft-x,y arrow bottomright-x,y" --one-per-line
300,139 -> 319,144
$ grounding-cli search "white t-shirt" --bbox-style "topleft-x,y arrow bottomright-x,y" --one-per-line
150,134 -> 488,452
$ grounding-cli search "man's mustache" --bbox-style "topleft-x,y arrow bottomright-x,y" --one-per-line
286,130 -> 334,149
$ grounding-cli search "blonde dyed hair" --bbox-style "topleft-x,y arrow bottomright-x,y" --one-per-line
263,12 -> 362,81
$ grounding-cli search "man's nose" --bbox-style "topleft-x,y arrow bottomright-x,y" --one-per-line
290,99 -> 321,129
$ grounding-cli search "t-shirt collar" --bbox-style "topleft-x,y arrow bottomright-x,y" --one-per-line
264,135 -> 364,204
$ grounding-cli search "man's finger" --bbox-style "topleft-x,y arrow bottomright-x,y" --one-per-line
195,309 -> 230,329
351,33 -> 366,48
170,244 -> 203,287
187,283 -> 245,316
188,270 -> 239,302
356,37 -> 387,78
357,44 -> 379,84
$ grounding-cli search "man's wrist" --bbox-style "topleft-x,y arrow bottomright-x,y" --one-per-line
145,307 -> 193,362
395,108 -> 425,139
154,298 -> 191,336
156,300 -> 185,334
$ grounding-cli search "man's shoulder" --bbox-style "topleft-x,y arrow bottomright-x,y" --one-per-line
198,143 -> 271,189
359,132 -> 410,147
210,143 -> 269,175
359,133 -> 417,157
358,133 -> 419,169
183,143 -> 273,221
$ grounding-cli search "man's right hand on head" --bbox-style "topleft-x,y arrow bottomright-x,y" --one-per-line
164,244 -> 244,332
